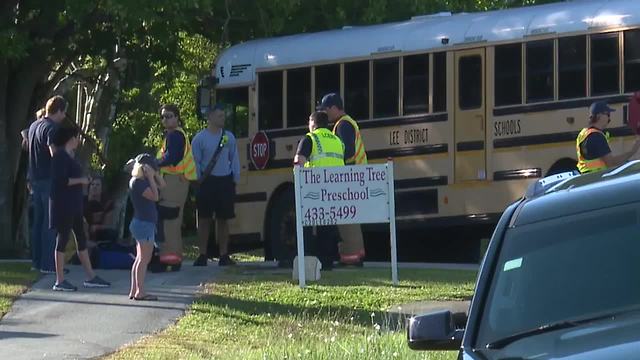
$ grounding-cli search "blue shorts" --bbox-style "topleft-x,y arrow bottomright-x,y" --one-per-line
129,218 -> 156,243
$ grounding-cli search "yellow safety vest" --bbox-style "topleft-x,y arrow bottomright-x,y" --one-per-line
304,128 -> 345,168
156,127 -> 197,180
576,127 -> 610,174
332,115 -> 367,165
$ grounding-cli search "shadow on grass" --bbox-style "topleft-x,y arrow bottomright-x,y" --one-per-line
196,292 -> 408,330
219,266 -> 476,292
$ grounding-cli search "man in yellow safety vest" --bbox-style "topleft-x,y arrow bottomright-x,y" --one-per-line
576,101 -> 640,174
294,111 -> 345,270
155,104 -> 196,270
317,93 -> 366,266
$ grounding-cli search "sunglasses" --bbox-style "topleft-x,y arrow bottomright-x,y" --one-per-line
161,113 -> 175,119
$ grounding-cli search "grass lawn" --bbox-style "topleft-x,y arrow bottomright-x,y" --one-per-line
108,266 -> 476,360
0,262 -> 39,319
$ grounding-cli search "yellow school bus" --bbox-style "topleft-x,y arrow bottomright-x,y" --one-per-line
197,0 -> 640,262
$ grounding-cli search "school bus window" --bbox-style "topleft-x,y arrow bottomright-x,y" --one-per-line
459,55 -> 482,110
258,71 -> 283,130
526,40 -> 554,103
559,36 -> 587,100
403,54 -> 429,115
495,43 -> 522,106
373,58 -> 399,118
287,67 -> 311,128
315,64 -> 340,106
216,87 -> 249,138
344,60 -> 370,120
433,52 -> 447,112
591,33 -> 620,96
624,30 -> 640,93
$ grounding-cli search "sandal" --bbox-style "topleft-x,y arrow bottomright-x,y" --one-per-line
133,294 -> 158,301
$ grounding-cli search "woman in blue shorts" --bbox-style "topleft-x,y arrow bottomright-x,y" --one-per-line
128,154 -> 165,300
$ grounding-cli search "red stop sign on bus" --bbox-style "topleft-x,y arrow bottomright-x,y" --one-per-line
250,131 -> 270,170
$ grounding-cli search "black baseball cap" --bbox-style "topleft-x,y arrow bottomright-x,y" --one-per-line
316,93 -> 343,110
134,153 -> 158,171
589,101 -> 615,116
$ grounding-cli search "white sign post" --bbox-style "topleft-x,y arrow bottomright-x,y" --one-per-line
293,160 -> 398,288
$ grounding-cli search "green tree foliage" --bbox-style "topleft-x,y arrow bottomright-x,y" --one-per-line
196,0 -> 559,42
0,0 -> 215,249
105,33 -> 217,185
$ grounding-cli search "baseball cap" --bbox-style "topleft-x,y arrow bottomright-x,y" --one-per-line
589,101 -> 615,116
316,93 -> 343,110
134,153 -> 158,171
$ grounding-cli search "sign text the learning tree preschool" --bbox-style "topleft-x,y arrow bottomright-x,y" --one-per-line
297,164 -> 391,226
293,161 -> 398,287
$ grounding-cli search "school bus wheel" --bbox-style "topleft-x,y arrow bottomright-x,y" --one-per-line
546,158 -> 578,176
267,189 -> 297,263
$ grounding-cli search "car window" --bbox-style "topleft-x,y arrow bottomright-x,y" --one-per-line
476,202 -> 640,348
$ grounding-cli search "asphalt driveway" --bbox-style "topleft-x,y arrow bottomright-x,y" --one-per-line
0,263 -> 219,360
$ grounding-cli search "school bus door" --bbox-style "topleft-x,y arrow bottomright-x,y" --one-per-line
454,48 -> 486,182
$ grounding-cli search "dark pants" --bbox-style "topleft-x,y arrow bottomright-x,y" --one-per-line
30,180 -> 56,272
55,215 -> 87,252
304,225 -> 339,269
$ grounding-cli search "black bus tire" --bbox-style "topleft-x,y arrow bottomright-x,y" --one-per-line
268,190 -> 297,264
546,158 -> 578,176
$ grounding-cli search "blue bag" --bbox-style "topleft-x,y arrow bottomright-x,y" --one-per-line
97,243 -> 136,269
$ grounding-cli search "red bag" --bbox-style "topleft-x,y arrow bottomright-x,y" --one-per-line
629,91 -> 640,135
159,252 -> 182,265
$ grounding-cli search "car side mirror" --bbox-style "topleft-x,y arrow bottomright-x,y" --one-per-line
407,310 -> 465,351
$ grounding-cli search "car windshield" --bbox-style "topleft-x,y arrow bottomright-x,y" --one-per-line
475,202 -> 640,348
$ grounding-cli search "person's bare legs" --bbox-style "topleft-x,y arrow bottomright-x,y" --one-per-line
217,219 -> 229,256
129,242 -> 141,298
77,249 -> 96,280
197,217 -> 212,256
54,251 -> 66,284
134,241 -> 154,298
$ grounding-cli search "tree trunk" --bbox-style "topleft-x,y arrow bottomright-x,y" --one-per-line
0,61 -> 14,252
0,58 -> 49,253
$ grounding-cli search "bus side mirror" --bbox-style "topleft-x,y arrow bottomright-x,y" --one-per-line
407,310 -> 465,351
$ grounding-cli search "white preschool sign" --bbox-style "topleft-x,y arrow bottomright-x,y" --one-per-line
293,161 -> 398,288
298,164 -> 391,226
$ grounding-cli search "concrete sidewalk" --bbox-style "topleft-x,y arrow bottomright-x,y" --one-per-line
0,263 -> 220,360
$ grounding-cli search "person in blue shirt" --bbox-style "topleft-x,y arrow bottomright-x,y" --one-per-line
49,126 -> 111,291
128,153 -> 165,301
154,104 -> 194,271
577,101 -> 640,173
28,96 -> 66,274
191,104 -> 240,266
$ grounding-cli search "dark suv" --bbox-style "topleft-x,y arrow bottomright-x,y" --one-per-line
408,163 -> 640,359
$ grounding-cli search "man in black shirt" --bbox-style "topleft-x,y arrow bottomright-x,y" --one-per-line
28,96 -> 67,273
293,111 -> 343,270
316,93 -> 367,266
576,101 -> 640,173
